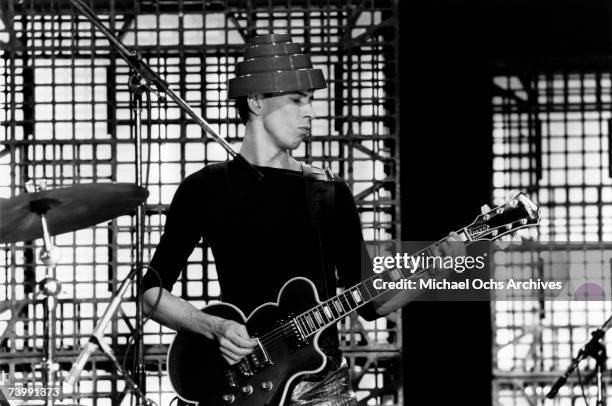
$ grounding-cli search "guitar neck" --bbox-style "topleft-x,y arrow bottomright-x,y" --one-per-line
294,192 -> 541,338
294,228 -> 476,338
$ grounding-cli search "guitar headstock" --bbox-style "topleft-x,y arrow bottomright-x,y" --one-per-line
466,193 -> 541,241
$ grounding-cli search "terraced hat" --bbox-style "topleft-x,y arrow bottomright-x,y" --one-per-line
228,33 -> 327,99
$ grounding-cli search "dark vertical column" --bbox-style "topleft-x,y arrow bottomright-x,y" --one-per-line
400,1 -> 493,404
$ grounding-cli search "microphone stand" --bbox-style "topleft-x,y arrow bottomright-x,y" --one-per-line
68,0 -> 262,180
66,1 -> 264,404
547,314 -> 611,405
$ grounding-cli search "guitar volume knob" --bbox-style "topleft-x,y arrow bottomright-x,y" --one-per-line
242,384 -> 254,395
222,394 -> 235,404
225,369 -> 238,387
261,381 -> 273,391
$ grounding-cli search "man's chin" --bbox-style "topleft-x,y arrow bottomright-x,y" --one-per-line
285,139 -> 304,150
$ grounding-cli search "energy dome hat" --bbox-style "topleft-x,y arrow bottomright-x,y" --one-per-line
228,33 -> 327,99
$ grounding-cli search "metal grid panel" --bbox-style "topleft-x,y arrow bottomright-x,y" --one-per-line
0,1 -> 400,404
492,71 -> 612,405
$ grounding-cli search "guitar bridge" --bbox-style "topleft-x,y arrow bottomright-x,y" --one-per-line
234,338 -> 273,377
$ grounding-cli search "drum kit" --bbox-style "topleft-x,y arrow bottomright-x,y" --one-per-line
0,180 -> 149,405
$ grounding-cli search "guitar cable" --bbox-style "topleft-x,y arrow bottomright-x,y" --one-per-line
120,264 -> 164,400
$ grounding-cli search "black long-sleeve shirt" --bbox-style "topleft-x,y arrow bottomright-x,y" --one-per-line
143,157 -> 377,342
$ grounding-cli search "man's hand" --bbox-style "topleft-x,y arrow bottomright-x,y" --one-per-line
212,319 -> 258,365
439,231 -> 467,258
431,204 -> 493,272
429,231 -> 467,275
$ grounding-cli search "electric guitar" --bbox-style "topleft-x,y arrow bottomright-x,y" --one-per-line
167,193 -> 541,405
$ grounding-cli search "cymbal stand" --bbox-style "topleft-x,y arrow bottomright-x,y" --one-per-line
26,180 -> 63,406
128,69 -> 147,401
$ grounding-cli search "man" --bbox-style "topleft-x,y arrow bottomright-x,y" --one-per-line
143,33 -> 463,405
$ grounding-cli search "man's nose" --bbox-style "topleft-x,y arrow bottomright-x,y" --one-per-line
303,102 -> 316,120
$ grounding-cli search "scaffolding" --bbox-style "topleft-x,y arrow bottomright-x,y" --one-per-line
492,67 -> 612,405
0,1 -> 400,405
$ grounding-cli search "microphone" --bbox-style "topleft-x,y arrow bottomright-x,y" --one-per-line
65,339 -> 98,386
546,375 -> 567,399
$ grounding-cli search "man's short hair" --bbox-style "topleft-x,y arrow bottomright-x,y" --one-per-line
235,96 -> 250,125
233,93 -> 277,124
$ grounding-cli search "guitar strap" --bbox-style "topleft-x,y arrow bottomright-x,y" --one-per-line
301,163 -> 336,300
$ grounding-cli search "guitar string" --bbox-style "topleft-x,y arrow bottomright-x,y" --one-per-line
241,223 -> 530,377
257,223 -> 509,346
257,290 -> 366,346
238,219 -> 531,370
257,279 -> 391,345
257,236 -> 454,344
258,221 -> 521,347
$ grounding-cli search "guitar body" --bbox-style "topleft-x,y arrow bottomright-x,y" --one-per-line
168,277 -> 327,406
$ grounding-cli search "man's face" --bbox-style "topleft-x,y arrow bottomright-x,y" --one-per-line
259,90 -> 315,150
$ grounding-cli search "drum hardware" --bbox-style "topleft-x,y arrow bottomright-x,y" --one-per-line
0,180 -> 148,406
25,179 -> 67,406
64,0 -> 262,403
65,265 -> 154,406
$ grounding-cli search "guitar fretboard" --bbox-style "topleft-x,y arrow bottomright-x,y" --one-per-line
294,230 -> 472,338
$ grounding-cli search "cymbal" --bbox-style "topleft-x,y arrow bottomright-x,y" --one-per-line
0,183 -> 149,244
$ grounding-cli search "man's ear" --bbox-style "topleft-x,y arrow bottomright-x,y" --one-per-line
246,94 -> 263,116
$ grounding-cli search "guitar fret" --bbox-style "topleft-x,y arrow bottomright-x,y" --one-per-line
351,289 -> 362,304
313,310 -> 323,325
296,317 -> 304,334
332,298 -> 344,315
317,305 -> 332,324
305,314 -> 315,331
302,316 -> 312,333
328,300 -> 340,318
343,291 -> 357,309
323,304 -> 333,320
391,268 -> 403,281
357,285 -> 371,301
312,311 -> 322,328
338,295 -> 351,313
299,317 -> 310,335
381,270 -> 393,282
318,309 -> 325,325
361,281 -> 375,299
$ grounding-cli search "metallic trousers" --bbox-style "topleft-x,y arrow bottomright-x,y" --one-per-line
289,359 -> 357,406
